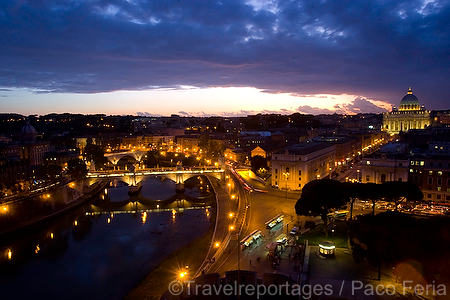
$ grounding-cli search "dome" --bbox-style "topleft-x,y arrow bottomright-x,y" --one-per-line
399,87 -> 420,111
21,120 -> 37,142
21,121 -> 36,135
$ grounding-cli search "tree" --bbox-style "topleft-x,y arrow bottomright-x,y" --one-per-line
250,155 -> 269,179
342,182 -> 365,220
181,155 -> 197,166
67,159 -> 87,179
295,179 -> 346,236
382,181 -> 423,211
198,136 -> 225,161
348,211 -> 447,281
144,150 -> 161,167
364,183 -> 383,215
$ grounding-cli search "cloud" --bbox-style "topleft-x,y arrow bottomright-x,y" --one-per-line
342,97 -> 391,114
297,106 -> 335,115
178,111 -> 192,117
0,0 -> 449,110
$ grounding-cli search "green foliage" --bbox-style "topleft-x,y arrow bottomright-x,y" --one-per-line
181,155 -> 197,166
349,212 -> 450,282
35,164 -> 62,182
198,136 -> 225,160
84,142 -> 106,168
381,181 -> 423,209
295,179 -> 347,234
144,150 -> 161,167
250,155 -> 268,173
67,159 -> 87,179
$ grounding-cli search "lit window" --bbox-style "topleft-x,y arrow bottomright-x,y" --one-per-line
420,161 -> 424,166
438,171 -> 443,176
366,161 -> 370,165
429,171 -> 433,175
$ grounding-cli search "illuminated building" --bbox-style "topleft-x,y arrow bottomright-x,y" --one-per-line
271,142 -> 335,190
382,87 -> 431,134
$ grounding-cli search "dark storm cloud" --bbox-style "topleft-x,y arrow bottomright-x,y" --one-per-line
1,0 -> 450,109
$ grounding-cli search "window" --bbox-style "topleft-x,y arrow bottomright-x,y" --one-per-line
399,163 -> 403,167
420,161 -> 424,166
285,167 -> 290,173
275,175 -> 277,179
427,194 -> 432,199
438,171 -> 443,176
298,177 -> 301,181
430,162 -> 434,167
381,174 -> 386,183
439,163 -> 443,167
298,170 -> 301,176
275,169 -> 278,174
366,175 -> 370,182
437,187 -> 441,191
411,161 -> 415,166
447,195 -> 450,201
438,178 -> 442,186
298,184 -> 301,188
429,171 -> 433,175
366,161 -> 370,165
428,177 -> 433,184
437,194 -> 441,200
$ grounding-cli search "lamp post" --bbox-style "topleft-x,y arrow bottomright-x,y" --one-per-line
283,172 -> 289,234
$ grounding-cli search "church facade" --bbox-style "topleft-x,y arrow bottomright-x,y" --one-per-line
382,88 -> 431,135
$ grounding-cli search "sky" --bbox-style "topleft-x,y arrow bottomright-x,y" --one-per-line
1,0 -> 449,117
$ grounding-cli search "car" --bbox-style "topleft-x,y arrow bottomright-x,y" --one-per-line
290,227 -> 298,235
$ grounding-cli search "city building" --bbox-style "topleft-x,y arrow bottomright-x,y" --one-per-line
382,87 -> 431,135
361,143 -> 410,183
271,142 -> 336,190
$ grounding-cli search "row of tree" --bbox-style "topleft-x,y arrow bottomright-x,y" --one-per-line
295,179 -> 424,235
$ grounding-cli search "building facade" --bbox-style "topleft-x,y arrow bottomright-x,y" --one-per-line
361,143 -> 410,184
382,88 -> 431,135
271,142 -> 336,191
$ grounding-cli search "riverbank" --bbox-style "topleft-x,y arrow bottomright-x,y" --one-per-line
0,179 -> 109,237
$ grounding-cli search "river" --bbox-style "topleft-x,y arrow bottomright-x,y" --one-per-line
0,176 -> 213,300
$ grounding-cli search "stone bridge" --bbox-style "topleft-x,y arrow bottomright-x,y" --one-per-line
87,165 -> 225,192
104,151 -> 146,169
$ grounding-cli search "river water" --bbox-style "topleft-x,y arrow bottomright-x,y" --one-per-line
0,176 -> 213,300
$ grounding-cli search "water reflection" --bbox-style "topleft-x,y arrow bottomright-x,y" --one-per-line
0,175 -> 213,300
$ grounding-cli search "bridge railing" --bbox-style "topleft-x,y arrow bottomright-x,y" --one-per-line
86,167 -> 224,178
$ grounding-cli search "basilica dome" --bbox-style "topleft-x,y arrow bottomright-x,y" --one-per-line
399,87 -> 420,111
21,120 -> 37,142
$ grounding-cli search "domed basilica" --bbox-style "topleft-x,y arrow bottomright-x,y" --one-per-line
382,88 -> 431,135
